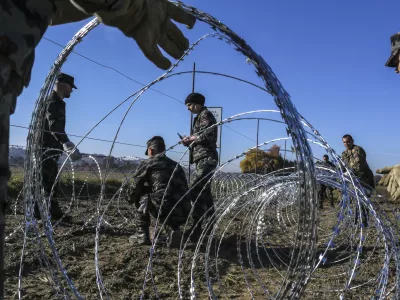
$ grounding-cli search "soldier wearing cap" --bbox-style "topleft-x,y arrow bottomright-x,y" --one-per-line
385,33 -> 400,73
36,73 -> 82,219
129,136 -> 191,247
181,92 -> 218,242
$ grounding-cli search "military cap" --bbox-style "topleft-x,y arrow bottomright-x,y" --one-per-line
385,33 -> 400,67
185,92 -> 205,106
56,72 -> 77,89
145,136 -> 166,155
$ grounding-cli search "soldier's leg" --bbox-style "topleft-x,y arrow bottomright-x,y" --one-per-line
327,187 -> 334,207
0,60 -> 18,300
42,156 -> 64,219
161,203 -> 189,248
319,185 -> 326,209
130,195 -> 151,245
188,158 -> 217,242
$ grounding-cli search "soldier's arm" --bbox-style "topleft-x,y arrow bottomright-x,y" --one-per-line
129,162 -> 148,207
46,101 -> 70,144
352,147 -> 367,174
194,112 -> 218,145
340,152 -> 349,173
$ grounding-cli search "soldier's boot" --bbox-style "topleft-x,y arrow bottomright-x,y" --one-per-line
184,220 -> 203,244
129,226 -> 151,245
49,201 -> 64,220
362,208 -> 369,228
33,203 -> 41,219
167,226 -> 183,249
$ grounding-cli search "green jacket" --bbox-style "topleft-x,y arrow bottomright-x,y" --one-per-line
191,107 -> 218,163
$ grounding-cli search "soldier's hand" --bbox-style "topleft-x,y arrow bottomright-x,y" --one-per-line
138,196 -> 149,214
63,141 -> 82,162
181,137 -> 190,146
93,0 -> 196,70
182,136 -> 194,146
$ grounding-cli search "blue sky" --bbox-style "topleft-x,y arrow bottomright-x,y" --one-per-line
10,0 -> 399,173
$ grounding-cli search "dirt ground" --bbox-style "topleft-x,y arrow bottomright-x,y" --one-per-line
4,182 -> 399,299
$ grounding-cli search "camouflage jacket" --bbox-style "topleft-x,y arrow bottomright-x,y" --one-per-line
0,0 -> 134,100
130,154 -> 191,216
43,91 -> 69,153
191,107 -> 218,163
341,145 -> 374,183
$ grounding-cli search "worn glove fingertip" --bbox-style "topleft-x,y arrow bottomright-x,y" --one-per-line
186,18 -> 196,29
155,57 -> 172,70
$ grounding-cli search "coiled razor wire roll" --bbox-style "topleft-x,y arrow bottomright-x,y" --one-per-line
9,1 -> 397,299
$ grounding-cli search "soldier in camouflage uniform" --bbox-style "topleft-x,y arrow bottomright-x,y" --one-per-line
129,136 -> 191,247
181,93 -> 218,242
38,73 -> 82,219
385,33 -> 400,74
0,0 -> 195,293
316,155 -> 335,209
341,134 -> 374,226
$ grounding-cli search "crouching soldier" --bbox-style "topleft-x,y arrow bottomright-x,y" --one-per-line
129,136 -> 191,247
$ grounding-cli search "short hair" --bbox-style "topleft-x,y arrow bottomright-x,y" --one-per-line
150,143 -> 165,154
145,136 -> 166,155
323,154 -> 329,159
342,134 -> 353,140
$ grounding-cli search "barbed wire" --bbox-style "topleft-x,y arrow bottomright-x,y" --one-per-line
41,36 -> 258,143
3,3 -> 399,300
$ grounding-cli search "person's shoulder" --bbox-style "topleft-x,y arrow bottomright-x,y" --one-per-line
201,107 -> 216,123
204,108 -> 215,118
48,92 -> 63,104
151,154 -> 174,167
138,159 -> 151,169
353,145 -> 365,152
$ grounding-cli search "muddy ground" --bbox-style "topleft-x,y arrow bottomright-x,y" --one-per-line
4,181 -> 399,299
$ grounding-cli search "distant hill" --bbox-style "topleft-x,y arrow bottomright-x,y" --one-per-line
9,146 -> 191,174
9,145 -> 144,171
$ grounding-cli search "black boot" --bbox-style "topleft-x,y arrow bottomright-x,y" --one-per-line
34,203 -> 41,219
184,221 -> 203,244
167,226 -> 183,248
49,201 -> 64,220
129,226 -> 151,245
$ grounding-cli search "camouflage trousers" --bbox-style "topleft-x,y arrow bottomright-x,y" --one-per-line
318,184 -> 334,208
136,194 -> 189,231
0,59 -> 19,299
191,157 -> 218,222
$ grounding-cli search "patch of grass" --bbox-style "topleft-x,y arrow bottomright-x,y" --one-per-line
7,170 -> 129,199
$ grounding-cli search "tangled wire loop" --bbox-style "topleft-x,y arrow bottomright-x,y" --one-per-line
12,1 -> 398,299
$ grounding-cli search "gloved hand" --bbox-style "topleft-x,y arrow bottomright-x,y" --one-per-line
63,141 -> 82,161
138,196 -> 149,214
71,0 -> 196,70
376,165 -> 400,200
181,135 -> 196,147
